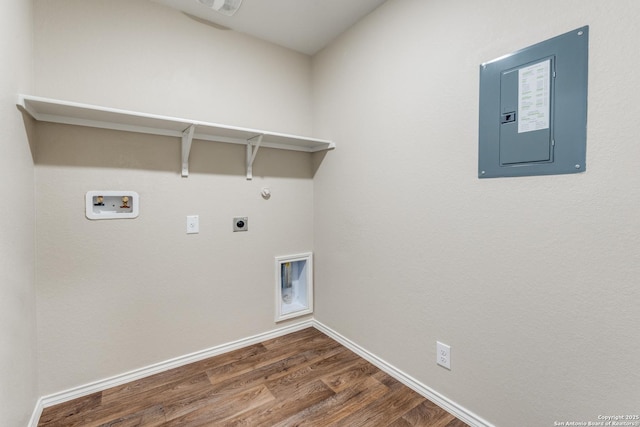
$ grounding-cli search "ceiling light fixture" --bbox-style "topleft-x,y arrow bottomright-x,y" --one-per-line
196,0 -> 243,16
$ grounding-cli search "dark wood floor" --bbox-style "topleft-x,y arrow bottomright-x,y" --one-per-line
38,327 -> 469,426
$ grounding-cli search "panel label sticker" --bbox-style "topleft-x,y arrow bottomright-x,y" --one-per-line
518,59 -> 550,133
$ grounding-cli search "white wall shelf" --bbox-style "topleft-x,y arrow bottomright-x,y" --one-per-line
17,95 -> 335,179
275,252 -> 313,322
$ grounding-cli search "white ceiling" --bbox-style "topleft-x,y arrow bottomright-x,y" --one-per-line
151,0 -> 387,55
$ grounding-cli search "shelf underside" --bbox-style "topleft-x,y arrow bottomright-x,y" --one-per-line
18,95 -> 335,153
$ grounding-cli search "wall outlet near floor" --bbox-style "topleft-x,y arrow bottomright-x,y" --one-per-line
437,341 -> 451,370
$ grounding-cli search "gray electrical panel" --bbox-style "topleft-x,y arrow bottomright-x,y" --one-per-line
478,26 -> 588,178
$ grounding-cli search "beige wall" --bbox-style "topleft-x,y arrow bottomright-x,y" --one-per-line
34,0 -> 312,135
0,0 -> 37,424
34,0 -> 315,396
312,1 -> 640,425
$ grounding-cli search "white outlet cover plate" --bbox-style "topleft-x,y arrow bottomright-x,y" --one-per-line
437,341 -> 451,370
186,215 -> 199,234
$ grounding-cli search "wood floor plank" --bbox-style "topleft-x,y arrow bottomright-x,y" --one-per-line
95,404 -> 165,427
38,327 -> 470,427
264,347 -> 361,398
44,397 -> 167,427
444,418 -> 473,427
400,400 -> 459,427
47,373 -> 211,427
372,370 -> 408,389
320,357 -> 380,393
202,338 -> 346,400
271,375 -> 388,427
332,380 -> 427,426
100,371 -> 212,420
222,379 -> 335,426
388,417 -> 414,427
206,334 -> 344,387
260,327 -> 322,350
102,343 -> 268,405
38,392 -> 102,426
206,332 -> 338,386
159,345 -> 346,419
163,384 -> 275,425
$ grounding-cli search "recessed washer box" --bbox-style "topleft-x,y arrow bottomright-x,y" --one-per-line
478,26 -> 589,178
85,191 -> 139,220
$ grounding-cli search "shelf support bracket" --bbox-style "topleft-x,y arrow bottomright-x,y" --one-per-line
246,134 -> 264,180
181,124 -> 196,177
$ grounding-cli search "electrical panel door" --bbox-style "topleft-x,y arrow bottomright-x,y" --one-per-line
479,27 -> 588,178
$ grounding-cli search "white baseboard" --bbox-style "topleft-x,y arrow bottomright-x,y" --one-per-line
28,319 -> 313,427
312,320 -> 495,427
29,318 -> 492,427
27,397 -> 44,427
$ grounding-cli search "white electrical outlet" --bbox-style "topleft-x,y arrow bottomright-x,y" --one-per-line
437,341 -> 451,370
